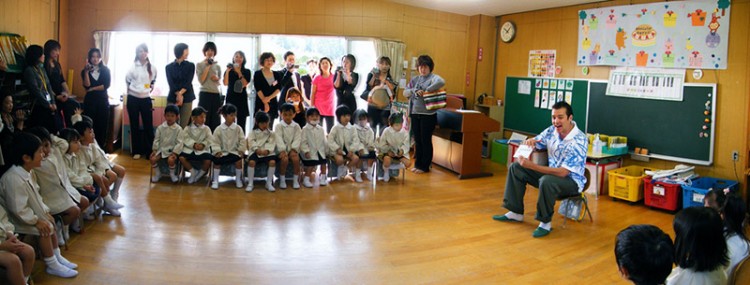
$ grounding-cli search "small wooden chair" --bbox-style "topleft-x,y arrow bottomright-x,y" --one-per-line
557,168 -> 593,227
729,255 -> 750,285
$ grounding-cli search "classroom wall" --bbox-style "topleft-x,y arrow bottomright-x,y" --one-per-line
0,0 -> 58,48
494,0 -> 750,195
61,0 -> 470,98
465,14 -> 497,108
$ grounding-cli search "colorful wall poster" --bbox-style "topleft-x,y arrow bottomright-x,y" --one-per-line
529,50 -> 557,78
577,1 -> 731,69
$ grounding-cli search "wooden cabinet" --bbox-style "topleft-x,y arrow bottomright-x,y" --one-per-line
473,104 -> 504,154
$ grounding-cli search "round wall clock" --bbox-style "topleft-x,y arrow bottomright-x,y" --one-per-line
500,21 -> 516,43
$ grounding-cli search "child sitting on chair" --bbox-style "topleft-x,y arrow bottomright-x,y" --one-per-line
211,104 -> 246,189
0,133 -> 78,278
667,207 -> 729,284
246,111 -> 278,192
0,204 -> 36,285
327,105 -> 363,182
59,129 -> 97,223
72,119 -> 123,216
376,113 -> 411,182
177,107 -> 215,184
150,104 -> 182,183
299,108 -> 327,188
614,224 -> 674,285
275,103 -> 302,189
285,88 -> 307,128
26,127 -> 82,245
73,113 -> 126,205
352,109 -> 376,181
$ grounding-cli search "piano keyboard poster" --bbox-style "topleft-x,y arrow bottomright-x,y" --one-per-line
606,67 -> 685,101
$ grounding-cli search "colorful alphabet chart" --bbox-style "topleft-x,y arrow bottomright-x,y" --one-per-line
528,50 -> 557,78
577,1 -> 731,69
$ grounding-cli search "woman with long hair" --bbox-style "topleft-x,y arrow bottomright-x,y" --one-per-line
333,54 -> 359,112
310,57 -> 336,133
23,45 -> 57,134
223,51 -> 252,131
362,56 -> 397,134
81,48 -> 111,147
43,40 -> 80,130
124,43 -> 157,160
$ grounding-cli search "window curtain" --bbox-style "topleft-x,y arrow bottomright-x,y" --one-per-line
93,31 -> 112,65
374,39 -> 405,85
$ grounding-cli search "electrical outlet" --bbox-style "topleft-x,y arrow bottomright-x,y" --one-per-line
732,150 -> 739,161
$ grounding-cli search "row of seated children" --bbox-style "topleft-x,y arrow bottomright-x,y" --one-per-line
150,102 -> 411,192
0,107 -> 128,282
614,191 -> 749,285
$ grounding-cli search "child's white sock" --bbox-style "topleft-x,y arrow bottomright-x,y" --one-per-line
266,166 -> 276,191
44,255 -> 77,278
235,169 -> 243,178
112,177 -> 123,200
53,248 -> 78,269
504,211 -> 524,221
245,167 -> 255,192
104,195 -> 123,209
212,168 -> 220,183
383,168 -> 390,182
539,222 -> 552,231
292,175 -> 300,189
169,167 -> 178,182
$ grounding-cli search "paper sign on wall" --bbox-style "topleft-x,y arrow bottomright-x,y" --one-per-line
606,67 -> 685,101
529,50 -> 557,78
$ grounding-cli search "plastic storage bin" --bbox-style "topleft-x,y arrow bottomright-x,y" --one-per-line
682,177 -> 739,208
643,178 -> 681,211
491,139 -> 508,165
608,166 -> 658,202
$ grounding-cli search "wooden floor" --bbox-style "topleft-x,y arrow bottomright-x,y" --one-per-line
30,153 -> 677,284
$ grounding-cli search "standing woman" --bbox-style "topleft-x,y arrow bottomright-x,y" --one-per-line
362,56 -> 397,134
125,43 -> 157,160
165,43 -> 196,127
223,51 -> 252,131
81,48 -> 111,147
23,45 -> 57,134
404,55 -> 444,174
196,42 -> 222,131
333,54 -> 359,112
310,57 -> 336,133
43,40 -> 80,131
253,52 -> 283,127
300,59 -> 318,105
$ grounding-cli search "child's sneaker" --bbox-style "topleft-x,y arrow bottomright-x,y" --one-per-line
319,174 -> 328,186
151,168 -> 162,183
266,181 -> 276,192
210,181 -> 219,190
235,178 -> 243,188
45,262 -> 78,278
355,172 -> 363,183
292,177 -> 300,189
337,167 -> 347,180
279,179 -> 287,189
303,177 -> 313,188
366,167 -> 374,180
170,173 -> 179,183
245,183 -> 254,192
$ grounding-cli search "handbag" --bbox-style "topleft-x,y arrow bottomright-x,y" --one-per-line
422,89 -> 447,110
558,197 -> 586,221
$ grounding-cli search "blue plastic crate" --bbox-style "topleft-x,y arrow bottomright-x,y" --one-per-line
682,177 -> 739,208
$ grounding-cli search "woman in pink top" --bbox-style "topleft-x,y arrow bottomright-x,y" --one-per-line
310,57 -> 335,133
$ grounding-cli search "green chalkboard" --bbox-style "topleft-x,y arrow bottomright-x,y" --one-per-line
587,81 -> 716,165
504,77 -> 589,135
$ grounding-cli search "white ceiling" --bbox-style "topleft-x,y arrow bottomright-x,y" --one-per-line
388,0 -> 605,16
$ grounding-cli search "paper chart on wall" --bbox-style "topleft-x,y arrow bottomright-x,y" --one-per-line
577,1 -> 731,69
529,50 -> 557,78
518,80 -> 532,95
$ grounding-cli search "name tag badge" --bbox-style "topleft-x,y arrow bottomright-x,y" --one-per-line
44,92 -> 52,102
144,83 -> 151,89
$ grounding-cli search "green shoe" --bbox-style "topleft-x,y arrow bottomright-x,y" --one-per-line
492,215 -> 522,223
532,227 -> 552,238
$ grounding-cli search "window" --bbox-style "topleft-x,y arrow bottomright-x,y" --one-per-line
347,39 -> 377,110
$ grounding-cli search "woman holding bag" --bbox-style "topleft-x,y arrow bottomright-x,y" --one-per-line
403,55 -> 444,174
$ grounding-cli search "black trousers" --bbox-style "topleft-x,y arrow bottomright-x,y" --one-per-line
410,114 -> 436,172
29,104 -> 58,134
321,115 -> 334,134
199,91 -> 221,131
337,94 -> 357,114
367,105 -> 389,135
83,92 -> 110,147
126,95 -> 154,156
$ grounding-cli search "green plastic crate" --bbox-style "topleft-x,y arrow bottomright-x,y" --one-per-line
491,140 -> 508,164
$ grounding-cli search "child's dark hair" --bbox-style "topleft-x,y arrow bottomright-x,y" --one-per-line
335,105 -> 351,123
254,111 -> 270,129
280,103 -> 295,114
191,106 -> 207,117
388,112 -> 404,125
615,224 -> 674,285
721,194 -> 749,244
9,132 -> 41,166
305,107 -> 321,118
26,126 -> 51,143
81,115 -> 94,126
704,188 -> 727,211
673,206 -> 728,272
165,104 -> 180,116
73,120 -> 93,138
58,128 -> 81,143
352,109 -> 368,122
219,103 -> 238,115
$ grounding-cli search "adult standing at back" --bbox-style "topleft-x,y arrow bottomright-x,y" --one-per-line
166,43 -> 196,127
43,40 -> 79,131
223,51 -> 252,131
492,101 -> 587,238
196,42 -> 222,131
23,45 -> 57,134
334,54 -> 359,112
362,56 -> 397,134
125,43 -> 157,160
253,52 -> 283,128
310,57 -> 336,133
300,59 -> 318,105
81,48 -> 111,147
277,51 -> 303,112
403,55 -> 444,174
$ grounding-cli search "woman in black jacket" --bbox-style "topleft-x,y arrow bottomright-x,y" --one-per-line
81,48 -> 111,147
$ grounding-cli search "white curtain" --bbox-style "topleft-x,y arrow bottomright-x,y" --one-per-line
374,39 -> 406,85
93,31 -> 112,65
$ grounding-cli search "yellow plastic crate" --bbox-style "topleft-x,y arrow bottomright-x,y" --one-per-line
607,166 -> 659,202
